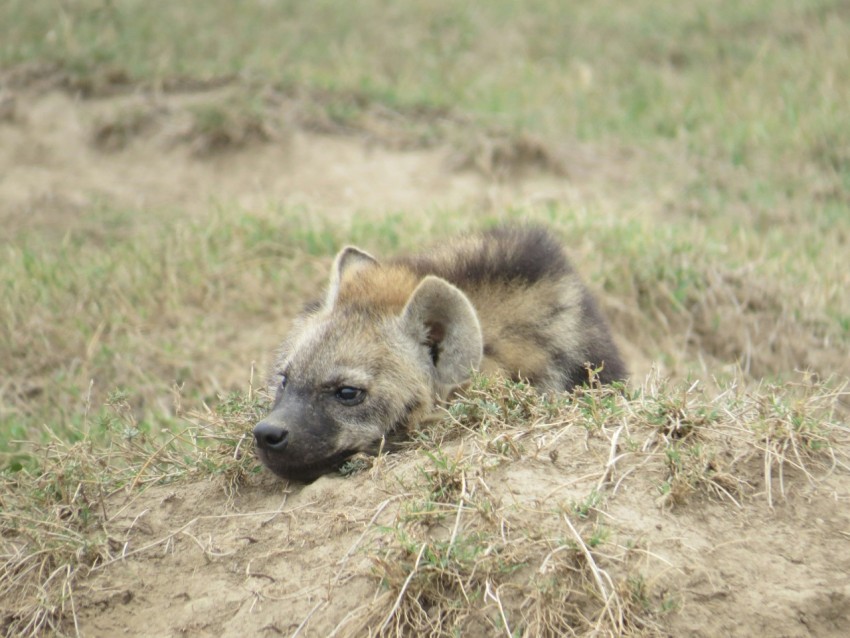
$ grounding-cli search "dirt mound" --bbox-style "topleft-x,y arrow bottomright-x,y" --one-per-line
73,463 -> 850,638
65,377 -> 850,638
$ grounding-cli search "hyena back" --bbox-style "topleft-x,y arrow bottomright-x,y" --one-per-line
253,226 -> 625,481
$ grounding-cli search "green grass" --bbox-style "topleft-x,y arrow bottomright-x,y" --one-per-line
4,1 -> 849,170
3,1 -> 847,300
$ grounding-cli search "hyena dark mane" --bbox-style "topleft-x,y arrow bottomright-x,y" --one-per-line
400,226 -> 572,287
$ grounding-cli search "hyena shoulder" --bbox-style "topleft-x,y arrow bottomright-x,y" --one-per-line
393,226 -> 626,390
253,226 -> 625,481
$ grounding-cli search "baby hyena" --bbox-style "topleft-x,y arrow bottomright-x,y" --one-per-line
253,226 -> 625,481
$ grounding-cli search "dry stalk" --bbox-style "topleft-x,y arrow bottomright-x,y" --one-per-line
377,542 -> 428,635
562,513 -> 621,631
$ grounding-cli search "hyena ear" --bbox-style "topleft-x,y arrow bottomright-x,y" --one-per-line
400,276 -> 484,389
326,246 -> 378,309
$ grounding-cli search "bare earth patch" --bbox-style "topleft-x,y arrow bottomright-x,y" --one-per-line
1,84 -> 622,236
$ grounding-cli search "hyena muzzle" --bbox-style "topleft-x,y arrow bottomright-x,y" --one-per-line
253,226 -> 626,481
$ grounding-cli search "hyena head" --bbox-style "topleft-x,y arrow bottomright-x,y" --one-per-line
253,246 -> 483,482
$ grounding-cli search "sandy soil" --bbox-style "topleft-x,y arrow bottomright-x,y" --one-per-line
2,83 -> 849,637
1,84 -> 618,234
75,441 -> 849,638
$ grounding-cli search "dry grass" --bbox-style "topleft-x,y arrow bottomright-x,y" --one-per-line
326,372 -> 849,637
91,104 -> 160,152
0,387 -> 266,636
0,364 -> 850,636
182,96 -> 274,157
2,368 -> 847,634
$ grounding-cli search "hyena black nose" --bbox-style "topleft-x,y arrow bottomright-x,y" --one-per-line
253,421 -> 288,450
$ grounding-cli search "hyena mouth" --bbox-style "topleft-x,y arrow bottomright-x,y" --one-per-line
257,448 -> 359,482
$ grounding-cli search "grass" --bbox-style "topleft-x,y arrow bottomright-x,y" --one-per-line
0,388 -> 265,635
4,2 -> 848,150
183,96 -> 272,156
0,205 -> 446,463
1,0 -> 849,634
3,1 -> 849,207
4,1 -> 847,310
2,196 -> 846,479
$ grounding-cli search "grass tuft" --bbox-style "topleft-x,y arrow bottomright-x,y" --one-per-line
183,96 -> 273,156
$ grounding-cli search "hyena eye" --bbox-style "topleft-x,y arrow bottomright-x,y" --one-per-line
278,374 -> 288,390
335,386 -> 365,406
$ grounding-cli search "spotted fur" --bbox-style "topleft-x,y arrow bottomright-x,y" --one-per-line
253,226 -> 626,481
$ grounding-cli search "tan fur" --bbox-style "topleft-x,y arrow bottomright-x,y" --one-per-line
465,277 -> 584,389
336,264 -> 420,314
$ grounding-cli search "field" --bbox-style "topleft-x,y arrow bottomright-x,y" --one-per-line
1,1 -> 849,636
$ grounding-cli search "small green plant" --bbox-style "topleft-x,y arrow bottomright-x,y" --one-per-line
570,489 -> 604,520
185,97 -> 271,156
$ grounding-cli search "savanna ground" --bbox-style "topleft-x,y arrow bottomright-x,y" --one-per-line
1,1 -> 849,636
